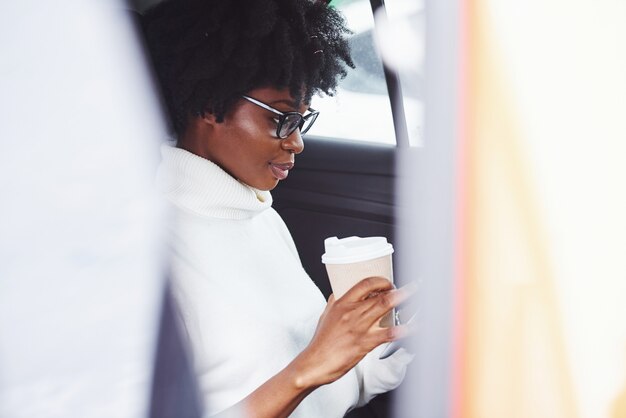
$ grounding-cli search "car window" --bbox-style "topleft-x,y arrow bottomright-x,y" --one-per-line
306,0 -> 397,144
382,0 -> 425,147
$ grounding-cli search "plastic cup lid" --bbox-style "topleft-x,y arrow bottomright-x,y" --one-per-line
321,236 -> 394,264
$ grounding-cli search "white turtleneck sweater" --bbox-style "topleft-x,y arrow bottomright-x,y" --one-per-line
157,144 -> 412,417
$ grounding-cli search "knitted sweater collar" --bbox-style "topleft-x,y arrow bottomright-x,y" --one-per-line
157,144 -> 272,220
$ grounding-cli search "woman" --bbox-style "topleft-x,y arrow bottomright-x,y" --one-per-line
143,0 -> 413,416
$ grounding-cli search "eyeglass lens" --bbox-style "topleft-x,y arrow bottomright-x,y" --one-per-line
278,113 -> 318,138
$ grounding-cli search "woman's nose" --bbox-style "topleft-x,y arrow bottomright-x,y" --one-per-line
281,129 -> 304,154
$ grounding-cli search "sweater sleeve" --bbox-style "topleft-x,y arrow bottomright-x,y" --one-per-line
353,345 -> 414,407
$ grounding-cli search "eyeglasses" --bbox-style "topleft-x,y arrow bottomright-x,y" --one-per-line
241,95 -> 319,139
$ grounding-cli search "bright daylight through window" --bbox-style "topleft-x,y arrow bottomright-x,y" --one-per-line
307,0 -> 424,146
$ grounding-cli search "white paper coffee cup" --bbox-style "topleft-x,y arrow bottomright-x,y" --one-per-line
322,236 -> 395,327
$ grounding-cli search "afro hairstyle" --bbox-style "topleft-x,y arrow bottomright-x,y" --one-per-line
142,0 -> 354,137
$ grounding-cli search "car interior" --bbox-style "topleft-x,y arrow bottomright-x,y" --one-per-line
139,0 -> 423,417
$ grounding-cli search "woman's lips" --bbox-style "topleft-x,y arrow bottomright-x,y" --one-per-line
269,162 -> 294,180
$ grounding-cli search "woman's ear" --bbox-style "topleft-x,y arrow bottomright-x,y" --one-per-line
199,110 -> 218,126
183,111 -> 216,140
178,111 -> 216,161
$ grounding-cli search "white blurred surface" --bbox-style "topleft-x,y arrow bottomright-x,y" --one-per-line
0,1 -> 167,417
484,1 -> 626,416
392,0 -> 460,415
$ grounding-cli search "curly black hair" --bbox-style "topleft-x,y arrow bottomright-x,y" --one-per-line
142,0 -> 354,137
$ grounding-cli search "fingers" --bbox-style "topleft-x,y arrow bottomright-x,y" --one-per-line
340,276 -> 394,301
363,282 -> 416,317
369,324 -> 413,345
332,279 -> 416,330
334,279 -> 417,324
354,284 -> 416,323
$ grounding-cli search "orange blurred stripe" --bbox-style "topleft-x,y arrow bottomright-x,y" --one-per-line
457,1 -> 579,417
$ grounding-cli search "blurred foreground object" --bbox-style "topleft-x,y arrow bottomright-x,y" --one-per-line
459,1 -> 626,417
381,0 -> 626,417
0,1 -> 168,417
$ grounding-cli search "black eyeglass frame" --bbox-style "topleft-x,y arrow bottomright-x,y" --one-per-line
241,95 -> 319,139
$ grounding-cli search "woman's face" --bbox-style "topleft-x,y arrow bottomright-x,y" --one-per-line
183,87 -> 307,191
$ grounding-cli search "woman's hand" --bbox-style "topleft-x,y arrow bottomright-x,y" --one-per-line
291,277 -> 415,389
220,277 -> 414,418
